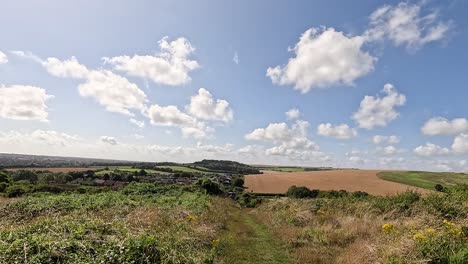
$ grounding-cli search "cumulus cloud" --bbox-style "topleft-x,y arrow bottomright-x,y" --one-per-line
0,130 -> 78,148
372,135 -> 400,144
352,83 -> 406,129
245,120 -> 328,161
103,37 -> 199,86
42,56 -> 148,116
414,142 -> 450,156
267,27 -> 376,93
146,104 -> 210,139
365,2 -> 453,50
0,51 -> 7,64
317,123 -> 357,139
0,85 -> 54,121
421,117 -> 468,136
452,133 -> 468,154
129,118 -> 145,128
187,88 -> 233,122
285,108 -> 301,120
100,136 -> 118,145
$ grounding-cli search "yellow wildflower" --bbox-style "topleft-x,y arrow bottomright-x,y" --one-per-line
382,223 -> 396,234
212,239 -> 220,248
413,232 -> 427,242
185,215 -> 198,222
424,228 -> 436,234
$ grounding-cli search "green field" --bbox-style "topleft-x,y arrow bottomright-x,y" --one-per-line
255,166 -> 331,172
378,171 -> 468,190
156,165 -> 208,173
95,166 -> 164,175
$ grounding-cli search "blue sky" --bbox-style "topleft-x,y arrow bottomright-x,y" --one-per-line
1,0 -> 468,171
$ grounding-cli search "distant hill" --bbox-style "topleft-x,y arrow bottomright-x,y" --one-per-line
192,159 -> 261,174
0,153 -> 134,168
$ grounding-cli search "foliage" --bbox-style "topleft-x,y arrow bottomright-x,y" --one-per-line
192,160 -> 260,174
195,177 -> 223,195
236,192 -> 260,208
286,186 -> 319,198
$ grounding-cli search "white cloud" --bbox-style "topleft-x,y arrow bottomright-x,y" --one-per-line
146,104 -> 210,139
352,83 -> 406,129
421,117 -> 468,136
317,123 -> 357,139
0,130 -> 79,148
0,85 -> 54,121
452,133 -> 468,154
187,88 -> 233,122
285,108 -> 300,120
233,52 -> 239,64
196,142 -> 234,153
245,120 -> 328,161
129,118 -> 145,128
414,142 -> 450,156
348,156 -> 365,165
43,56 -> 148,116
267,27 -> 376,93
372,135 -> 400,144
365,2 -> 453,50
103,37 -> 199,86
0,51 -> 8,64
100,136 -> 118,145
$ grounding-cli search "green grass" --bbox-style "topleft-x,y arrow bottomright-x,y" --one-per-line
156,165 -> 208,173
378,171 -> 468,190
217,208 -> 291,264
95,166 -> 165,175
0,184 -> 229,263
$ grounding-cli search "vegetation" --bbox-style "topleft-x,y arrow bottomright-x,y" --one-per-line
192,160 -> 261,174
254,166 -> 333,172
251,185 -> 468,263
378,171 -> 468,190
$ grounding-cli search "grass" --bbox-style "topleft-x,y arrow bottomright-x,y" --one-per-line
378,171 -> 468,190
217,207 -> 291,264
0,183 -> 231,263
156,165 -> 208,173
95,166 -> 165,175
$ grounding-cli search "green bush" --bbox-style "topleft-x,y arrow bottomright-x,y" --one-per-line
231,177 -> 244,188
286,186 -> 319,198
5,184 -> 30,197
236,192 -> 260,208
195,177 -> 223,195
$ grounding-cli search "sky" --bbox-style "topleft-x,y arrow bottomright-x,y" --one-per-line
1,0 -> 468,171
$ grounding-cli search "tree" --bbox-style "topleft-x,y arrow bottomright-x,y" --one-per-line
286,186 -> 319,198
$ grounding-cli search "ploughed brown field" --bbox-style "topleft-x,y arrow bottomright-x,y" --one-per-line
6,167 -> 98,173
245,170 -> 431,196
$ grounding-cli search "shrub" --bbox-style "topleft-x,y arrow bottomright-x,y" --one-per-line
286,186 -> 319,198
0,182 -> 8,192
236,192 -> 260,207
435,184 -> 445,192
5,184 -> 30,197
231,177 -> 244,188
196,177 -> 223,195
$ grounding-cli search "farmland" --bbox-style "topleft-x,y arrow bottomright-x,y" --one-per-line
245,169 -> 431,196
378,171 -> 468,190
0,156 -> 467,263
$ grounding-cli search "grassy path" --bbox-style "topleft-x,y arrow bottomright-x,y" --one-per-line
216,208 -> 291,264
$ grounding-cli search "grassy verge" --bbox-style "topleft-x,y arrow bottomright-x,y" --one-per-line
378,171 -> 468,190
217,208 -> 291,264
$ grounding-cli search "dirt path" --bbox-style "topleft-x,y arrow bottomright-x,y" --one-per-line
216,208 -> 291,264
245,170 -> 431,196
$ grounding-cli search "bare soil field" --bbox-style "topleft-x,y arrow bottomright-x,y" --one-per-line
5,167 -> 98,173
245,170 -> 431,196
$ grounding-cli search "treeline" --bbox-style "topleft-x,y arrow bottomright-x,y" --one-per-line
192,160 -> 260,174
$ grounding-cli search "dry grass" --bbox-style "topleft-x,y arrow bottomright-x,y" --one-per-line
251,196 -> 467,264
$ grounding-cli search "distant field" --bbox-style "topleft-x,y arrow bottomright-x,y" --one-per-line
156,165 -> 207,173
95,166 -> 164,175
245,170 -> 431,196
254,166 -> 332,172
6,167 -> 98,173
377,171 -> 468,190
